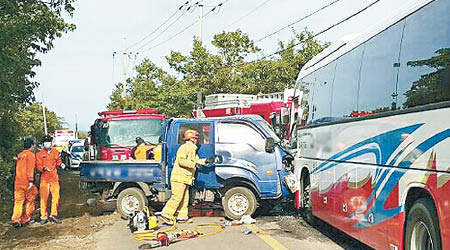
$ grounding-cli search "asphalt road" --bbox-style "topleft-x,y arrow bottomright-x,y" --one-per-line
66,170 -> 373,250
94,215 -> 373,250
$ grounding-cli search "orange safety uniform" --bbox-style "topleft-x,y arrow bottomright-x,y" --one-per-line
11,149 -> 38,223
36,147 -> 62,220
134,144 -> 155,160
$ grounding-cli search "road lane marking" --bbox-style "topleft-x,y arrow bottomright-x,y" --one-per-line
245,224 -> 289,250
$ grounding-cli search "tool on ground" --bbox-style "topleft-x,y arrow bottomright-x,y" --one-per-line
133,207 -> 226,249
129,207 -> 158,233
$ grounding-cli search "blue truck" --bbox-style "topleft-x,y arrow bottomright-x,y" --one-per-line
80,115 -> 293,220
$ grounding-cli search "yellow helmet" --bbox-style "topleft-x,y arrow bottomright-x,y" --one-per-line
184,129 -> 199,141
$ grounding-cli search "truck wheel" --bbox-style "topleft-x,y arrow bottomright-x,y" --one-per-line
300,174 -> 316,225
117,187 -> 148,219
222,187 -> 257,220
404,198 -> 441,250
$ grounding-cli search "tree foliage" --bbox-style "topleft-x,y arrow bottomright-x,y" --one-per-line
0,0 -> 75,198
109,29 -> 328,117
404,48 -> 450,108
0,0 -> 76,108
15,103 -> 64,140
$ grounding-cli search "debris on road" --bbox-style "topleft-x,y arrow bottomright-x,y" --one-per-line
238,215 -> 256,224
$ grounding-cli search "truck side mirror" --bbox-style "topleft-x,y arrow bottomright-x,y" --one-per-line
265,137 -> 275,153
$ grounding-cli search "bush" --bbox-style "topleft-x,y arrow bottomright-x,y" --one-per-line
0,156 -> 13,200
0,155 -> 14,221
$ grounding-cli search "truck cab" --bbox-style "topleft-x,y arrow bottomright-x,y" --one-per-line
89,109 -> 164,161
80,115 -> 292,220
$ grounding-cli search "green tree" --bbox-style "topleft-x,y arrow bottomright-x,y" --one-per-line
0,0 -> 75,109
108,29 -> 328,118
15,103 -> 64,140
108,59 -> 178,111
0,0 -> 75,200
0,103 -> 63,203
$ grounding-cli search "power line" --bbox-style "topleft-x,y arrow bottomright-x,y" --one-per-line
116,1 -> 190,53
133,11 -> 188,52
228,0 -> 381,69
254,0 -> 341,44
225,0 -> 272,30
139,0 -> 230,54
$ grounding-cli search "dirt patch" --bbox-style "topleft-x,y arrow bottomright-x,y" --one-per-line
0,170 -> 119,250
0,213 -> 119,250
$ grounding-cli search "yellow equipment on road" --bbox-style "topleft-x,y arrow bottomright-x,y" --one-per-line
132,207 -> 225,248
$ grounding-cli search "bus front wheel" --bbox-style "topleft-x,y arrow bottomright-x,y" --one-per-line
405,198 -> 441,250
300,174 -> 316,226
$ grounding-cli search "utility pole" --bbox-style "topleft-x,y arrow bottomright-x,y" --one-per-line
41,95 -> 48,135
75,113 -> 78,139
199,0 -> 204,43
122,38 -> 128,99
122,52 -> 128,99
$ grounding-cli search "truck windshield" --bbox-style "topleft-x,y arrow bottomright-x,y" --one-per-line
256,120 -> 281,143
103,119 -> 163,147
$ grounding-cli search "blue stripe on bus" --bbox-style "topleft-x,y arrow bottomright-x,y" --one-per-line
311,123 -> 423,174
354,128 -> 450,228
306,123 -> 450,228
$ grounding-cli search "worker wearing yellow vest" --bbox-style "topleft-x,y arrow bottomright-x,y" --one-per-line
152,144 -> 162,162
134,137 -> 155,160
160,129 -> 207,224
11,138 -> 39,227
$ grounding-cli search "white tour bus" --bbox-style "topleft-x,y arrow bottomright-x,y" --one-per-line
292,0 -> 450,249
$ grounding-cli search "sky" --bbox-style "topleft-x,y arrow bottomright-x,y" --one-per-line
33,0 -> 414,131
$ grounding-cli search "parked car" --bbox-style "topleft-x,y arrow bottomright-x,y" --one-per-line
68,142 -> 85,169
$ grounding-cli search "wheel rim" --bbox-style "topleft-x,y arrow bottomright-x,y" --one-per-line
121,194 -> 140,215
411,221 -> 434,250
228,193 -> 249,216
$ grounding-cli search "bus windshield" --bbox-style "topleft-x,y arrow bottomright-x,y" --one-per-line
102,119 -> 163,147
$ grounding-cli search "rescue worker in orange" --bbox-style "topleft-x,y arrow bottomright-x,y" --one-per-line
36,135 -> 65,224
160,129 -> 208,224
11,138 -> 39,228
134,137 -> 155,160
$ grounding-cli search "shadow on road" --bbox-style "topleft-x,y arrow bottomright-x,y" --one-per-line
256,200 -> 373,250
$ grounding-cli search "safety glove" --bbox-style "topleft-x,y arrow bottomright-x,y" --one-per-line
196,158 -> 207,166
205,157 -> 215,164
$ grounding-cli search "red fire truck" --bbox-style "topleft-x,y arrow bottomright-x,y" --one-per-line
193,89 -> 302,140
89,108 -> 164,161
